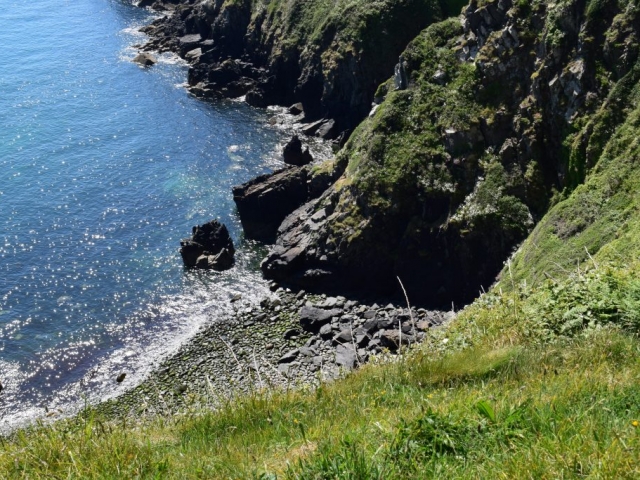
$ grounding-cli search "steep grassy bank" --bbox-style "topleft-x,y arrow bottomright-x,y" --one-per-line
2,282 -> 640,477
4,261 -> 640,477
506,62 -> 640,287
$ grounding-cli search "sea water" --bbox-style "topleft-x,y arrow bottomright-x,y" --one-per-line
0,0 -> 288,430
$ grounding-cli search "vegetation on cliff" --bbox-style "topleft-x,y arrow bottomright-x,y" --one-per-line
261,0 -> 640,309
145,0 -> 464,130
3,0 -> 640,477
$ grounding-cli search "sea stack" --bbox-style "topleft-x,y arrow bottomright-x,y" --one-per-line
180,220 -> 235,271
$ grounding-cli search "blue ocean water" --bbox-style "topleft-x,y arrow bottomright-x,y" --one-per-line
0,0 -> 288,429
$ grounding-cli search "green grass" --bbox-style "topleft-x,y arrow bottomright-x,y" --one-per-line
5,0 -> 640,477
3,258 -> 640,478
255,0 -> 458,75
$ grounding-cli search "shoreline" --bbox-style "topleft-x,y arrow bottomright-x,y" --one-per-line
96,286 -> 451,419
90,1 -> 453,420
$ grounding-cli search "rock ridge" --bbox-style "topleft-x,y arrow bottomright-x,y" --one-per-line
137,0 -> 456,136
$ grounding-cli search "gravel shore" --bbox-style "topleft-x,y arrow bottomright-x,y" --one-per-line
96,285 -> 452,419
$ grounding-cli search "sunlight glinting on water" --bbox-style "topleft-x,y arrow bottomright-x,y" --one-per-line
0,0 -> 288,431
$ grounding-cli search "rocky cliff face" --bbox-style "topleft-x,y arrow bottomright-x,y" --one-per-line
140,0 -> 640,308
139,0 -> 462,133
261,0 -> 640,306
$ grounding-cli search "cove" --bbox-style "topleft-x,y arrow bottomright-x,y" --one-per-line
0,0 -> 285,430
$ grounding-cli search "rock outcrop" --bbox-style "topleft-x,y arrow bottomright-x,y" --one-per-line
232,167 -> 310,244
180,220 -> 235,271
260,0 -> 640,307
138,0 -> 459,135
282,135 -> 313,167
132,52 -> 157,66
232,160 -> 341,244
143,0 -> 640,309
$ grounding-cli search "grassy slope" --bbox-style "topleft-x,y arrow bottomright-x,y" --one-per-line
2,326 -> 639,478
5,1 -> 640,478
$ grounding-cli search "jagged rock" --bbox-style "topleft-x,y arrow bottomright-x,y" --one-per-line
188,82 -> 220,99
335,344 -> 358,370
283,328 -> 301,339
416,320 -> 431,331
185,48 -> 202,62
394,55 -> 408,90
298,306 -> 342,333
319,323 -> 334,339
232,166 -> 309,243
316,119 -> 338,140
361,318 -> 380,335
282,135 -> 313,166
260,197 -> 332,288
299,346 -> 317,357
353,328 -> 370,347
178,34 -> 202,55
432,69 -> 447,84
133,52 -> 157,66
180,220 -> 235,270
246,88 -> 268,108
196,248 -> 234,271
301,119 -> 326,136
332,329 -> 353,345
379,330 -> 413,351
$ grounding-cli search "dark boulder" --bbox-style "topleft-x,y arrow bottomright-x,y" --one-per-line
319,323 -> 334,339
332,329 -> 353,345
178,33 -> 203,56
288,103 -> 304,115
195,248 -> 234,271
283,135 -> 313,166
278,349 -> 300,364
185,48 -> 203,62
298,305 -> 342,333
180,220 -> 235,270
301,119 -> 326,136
335,344 -> 358,370
232,166 -> 309,243
379,329 -> 413,351
316,119 -> 339,140
246,88 -> 269,108
283,328 -> 301,339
